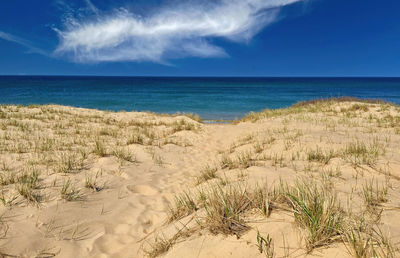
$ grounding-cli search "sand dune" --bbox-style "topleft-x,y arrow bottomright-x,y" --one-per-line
0,99 -> 399,257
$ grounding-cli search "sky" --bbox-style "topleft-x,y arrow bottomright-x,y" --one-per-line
0,0 -> 399,77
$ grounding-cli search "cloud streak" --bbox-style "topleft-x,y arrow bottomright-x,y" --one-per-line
83,0 -> 100,15
0,31 -> 48,56
56,0 -> 302,63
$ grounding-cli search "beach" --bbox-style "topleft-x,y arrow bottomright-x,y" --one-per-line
0,98 -> 399,257
1,0 -> 399,256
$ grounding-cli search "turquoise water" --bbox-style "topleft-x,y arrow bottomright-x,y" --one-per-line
0,76 -> 399,120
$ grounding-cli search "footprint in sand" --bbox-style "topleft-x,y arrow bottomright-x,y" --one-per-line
127,184 -> 159,196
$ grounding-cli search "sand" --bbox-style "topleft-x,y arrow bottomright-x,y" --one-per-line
0,99 -> 399,257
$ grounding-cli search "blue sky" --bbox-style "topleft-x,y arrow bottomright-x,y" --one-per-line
0,0 -> 399,76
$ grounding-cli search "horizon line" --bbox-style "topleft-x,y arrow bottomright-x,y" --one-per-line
1,75 -> 400,79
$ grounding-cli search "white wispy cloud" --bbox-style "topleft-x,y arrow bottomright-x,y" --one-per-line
55,0 -> 303,63
0,31 -> 48,56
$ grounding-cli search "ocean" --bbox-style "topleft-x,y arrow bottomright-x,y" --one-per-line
1,76 -> 399,120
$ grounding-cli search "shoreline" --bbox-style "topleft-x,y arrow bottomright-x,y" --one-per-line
1,96 -> 396,124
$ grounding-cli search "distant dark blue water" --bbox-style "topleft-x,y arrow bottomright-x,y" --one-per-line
1,76 -> 399,120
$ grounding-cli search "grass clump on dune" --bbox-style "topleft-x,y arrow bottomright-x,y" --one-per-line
0,171 -> 17,186
236,151 -> 255,168
256,231 -> 274,258
343,218 -> 398,258
361,179 -> 388,210
220,154 -> 235,169
17,183 -> 41,204
287,180 -> 343,252
220,152 -> 255,170
171,119 -> 198,133
167,191 -> 198,223
203,184 -> 251,237
144,226 -> 194,258
166,183 -> 277,235
60,179 -> 82,201
113,147 -> 137,163
16,167 -> 41,204
144,235 -> 173,258
57,152 -> 83,174
85,172 -> 104,192
181,113 -> 202,123
196,165 -> 218,185
307,147 -> 335,165
93,139 -> 107,157
342,139 -> 384,167
18,168 -> 40,188
127,132 -> 144,145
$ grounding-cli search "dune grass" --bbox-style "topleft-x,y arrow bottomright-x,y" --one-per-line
257,231 -> 274,258
202,184 -> 251,236
167,191 -> 198,223
160,170 -> 398,257
113,147 -> 137,163
342,139 -> 384,167
17,183 -> 41,204
343,219 -> 398,258
307,147 -> 335,165
286,181 -> 343,251
241,97 -> 396,122
196,165 -> 218,185
85,172 -> 104,192
139,99 -> 400,257
1,101 -> 400,257
60,179 -> 82,201
361,179 -> 388,210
